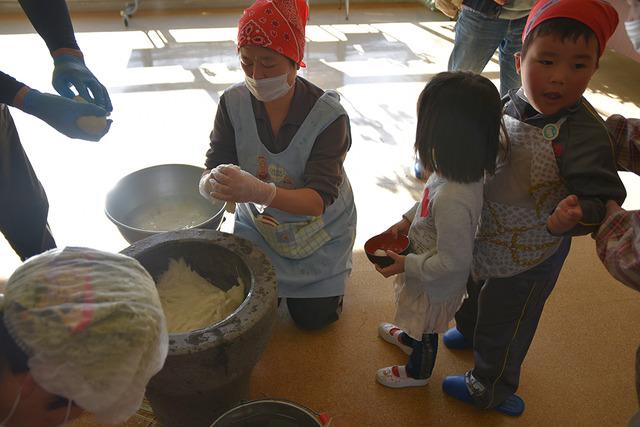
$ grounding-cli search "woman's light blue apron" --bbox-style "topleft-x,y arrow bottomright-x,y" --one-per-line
223,82 -> 357,298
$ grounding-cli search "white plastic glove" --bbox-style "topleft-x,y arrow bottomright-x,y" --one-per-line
198,170 -> 216,202
210,164 -> 276,206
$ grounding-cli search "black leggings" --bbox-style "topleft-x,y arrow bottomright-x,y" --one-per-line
402,332 -> 438,379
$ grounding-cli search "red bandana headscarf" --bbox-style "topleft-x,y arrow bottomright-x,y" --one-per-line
523,0 -> 619,57
237,0 -> 308,67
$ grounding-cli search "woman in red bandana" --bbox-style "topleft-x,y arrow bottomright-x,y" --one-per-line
199,0 -> 357,331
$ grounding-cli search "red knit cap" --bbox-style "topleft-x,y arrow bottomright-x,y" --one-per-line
523,0 -> 619,57
237,0 -> 308,67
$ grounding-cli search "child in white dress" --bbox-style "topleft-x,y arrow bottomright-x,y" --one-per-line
375,71 -> 504,388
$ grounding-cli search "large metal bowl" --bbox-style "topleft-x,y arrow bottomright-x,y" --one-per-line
105,164 -> 225,244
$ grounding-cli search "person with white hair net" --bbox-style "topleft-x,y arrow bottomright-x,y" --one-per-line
0,247 -> 168,427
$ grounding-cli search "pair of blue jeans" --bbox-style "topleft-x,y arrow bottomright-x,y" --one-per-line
448,7 -> 528,96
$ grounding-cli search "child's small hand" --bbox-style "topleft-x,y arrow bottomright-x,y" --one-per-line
375,251 -> 405,277
547,195 -> 583,235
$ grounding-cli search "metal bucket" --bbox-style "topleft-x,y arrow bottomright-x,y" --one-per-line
105,164 -> 225,243
210,399 -> 325,427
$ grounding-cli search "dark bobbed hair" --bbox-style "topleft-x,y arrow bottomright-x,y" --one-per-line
415,71 -> 502,183
521,18 -> 599,60
0,314 -> 28,375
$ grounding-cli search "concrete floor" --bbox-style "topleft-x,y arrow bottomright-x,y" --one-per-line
1,3 -> 640,426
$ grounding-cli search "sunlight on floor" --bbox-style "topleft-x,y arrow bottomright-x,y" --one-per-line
0,7 -> 639,279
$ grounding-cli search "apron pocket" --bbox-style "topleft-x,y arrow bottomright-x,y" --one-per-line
254,214 -> 331,259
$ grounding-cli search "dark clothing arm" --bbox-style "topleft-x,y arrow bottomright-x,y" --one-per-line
205,94 -> 239,169
18,0 -> 79,53
0,72 -> 26,106
558,120 -> 627,236
1,0 -> 80,105
302,115 -> 350,209
205,91 -> 350,211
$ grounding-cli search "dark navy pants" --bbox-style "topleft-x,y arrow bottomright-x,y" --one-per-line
0,104 -> 56,260
455,238 -> 571,408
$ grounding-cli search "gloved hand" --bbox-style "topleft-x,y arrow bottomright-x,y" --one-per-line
210,164 -> 276,206
52,53 -> 113,112
198,171 -> 216,202
199,170 -> 236,213
20,89 -> 112,141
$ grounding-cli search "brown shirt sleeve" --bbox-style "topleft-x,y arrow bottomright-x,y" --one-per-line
303,114 -> 350,210
204,79 -> 351,211
205,93 -> 238,170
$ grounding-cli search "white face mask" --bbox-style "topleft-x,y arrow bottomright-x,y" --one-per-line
0,391 -> 72,427
57,399 -> 72,427
244,73 -> 292,102
626,20 -> 640,53
0,384 -> 22,427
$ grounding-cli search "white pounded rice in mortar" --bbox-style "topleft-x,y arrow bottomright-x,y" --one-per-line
156,258 -> 244,333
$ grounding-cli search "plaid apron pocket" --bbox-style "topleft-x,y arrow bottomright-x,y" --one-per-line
254,214 -> 331,259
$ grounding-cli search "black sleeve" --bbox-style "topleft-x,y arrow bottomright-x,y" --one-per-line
18,0 -> 80,53
558,116 -> 627,236
0,71 -> 26,105
204,94 -> 239,170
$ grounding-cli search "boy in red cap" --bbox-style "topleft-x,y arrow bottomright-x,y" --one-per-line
441,0 -> 627,416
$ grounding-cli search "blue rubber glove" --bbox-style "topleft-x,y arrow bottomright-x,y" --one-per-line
21,89 -> 112,141
52,54 -> 113,112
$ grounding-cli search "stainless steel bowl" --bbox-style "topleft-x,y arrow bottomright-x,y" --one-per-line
105,164 -> 225,244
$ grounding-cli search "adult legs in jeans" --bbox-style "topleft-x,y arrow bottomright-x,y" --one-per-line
448,8 -> 524,96
497,15 -> 527,96
455,238 -> 571,408
0,105 -> 56,261
286,295 -> 343,330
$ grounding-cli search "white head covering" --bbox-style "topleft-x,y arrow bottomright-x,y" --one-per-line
1,247 -> 168,424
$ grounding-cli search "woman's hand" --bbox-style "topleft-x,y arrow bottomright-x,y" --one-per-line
375,251 -> 406,277
384,217 -> 411,239
210,164 -> 276,205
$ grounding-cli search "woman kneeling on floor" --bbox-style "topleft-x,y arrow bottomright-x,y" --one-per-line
199,0 -> 357,330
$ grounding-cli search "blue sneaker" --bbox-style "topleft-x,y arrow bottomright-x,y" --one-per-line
442,375 -> 525,417
443,327 -> 472,350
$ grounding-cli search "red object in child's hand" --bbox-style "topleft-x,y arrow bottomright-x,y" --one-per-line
364,233 -> 410,268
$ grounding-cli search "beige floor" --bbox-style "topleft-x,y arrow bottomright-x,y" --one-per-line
1,3 -> 640,426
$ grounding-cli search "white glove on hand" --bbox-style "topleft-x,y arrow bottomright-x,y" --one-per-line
210,164 -> 277,206
198,171 -> 216,202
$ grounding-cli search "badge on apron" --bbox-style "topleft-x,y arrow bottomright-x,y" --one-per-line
542,123 -> 559,141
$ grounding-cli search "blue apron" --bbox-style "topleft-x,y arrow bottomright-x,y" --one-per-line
223,82 -> 357,298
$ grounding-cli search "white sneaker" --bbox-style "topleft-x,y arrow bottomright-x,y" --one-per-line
378,322 -> 412,355
376,365 -> 430,388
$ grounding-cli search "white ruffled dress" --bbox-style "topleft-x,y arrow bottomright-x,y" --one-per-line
393,174 -> 483,340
